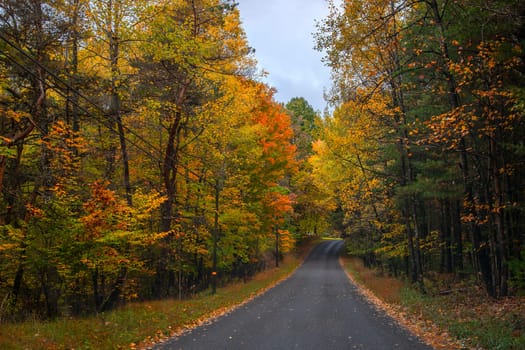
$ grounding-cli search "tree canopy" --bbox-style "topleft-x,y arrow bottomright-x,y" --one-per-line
0,0 -> 303,319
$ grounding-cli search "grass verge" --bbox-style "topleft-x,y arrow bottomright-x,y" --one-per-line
341,256 -> 525,350
0,245 -> 312,350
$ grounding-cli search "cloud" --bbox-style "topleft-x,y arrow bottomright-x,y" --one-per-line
237,0 -> 330,112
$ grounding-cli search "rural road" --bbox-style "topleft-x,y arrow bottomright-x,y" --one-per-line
154,240 -> 433,349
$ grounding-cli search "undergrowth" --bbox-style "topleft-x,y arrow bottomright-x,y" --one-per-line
400,287 -> 525,350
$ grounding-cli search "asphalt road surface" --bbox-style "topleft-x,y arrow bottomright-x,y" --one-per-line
155,240 -> 433,349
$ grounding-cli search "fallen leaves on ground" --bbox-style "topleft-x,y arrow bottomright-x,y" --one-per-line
340,257 -> 468,349
341,256 -> 525,349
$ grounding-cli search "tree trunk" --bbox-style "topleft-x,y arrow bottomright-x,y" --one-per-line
489,134 -> 508,296
440,200 -> 453,273
160,109 -> 183,232
155,105 -> 184,297
404,198 -> 417,284
9,263 -> 24,312
107,15 -> 132,206
66,0 -> 81,133
98,267 -> 128,312
411,199 -> 425,292
212,178 -> 221,294
92,268 -> 102,310
41,266 -> 60,319
451,200 -> 463,271
6,98 -> 44,314
0,156 -> 5,200
116,112 -> 132,206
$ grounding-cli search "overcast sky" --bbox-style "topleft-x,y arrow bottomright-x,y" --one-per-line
236,0 -> 331,113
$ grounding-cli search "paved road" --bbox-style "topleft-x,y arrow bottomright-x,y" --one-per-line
155,240 -> 433,349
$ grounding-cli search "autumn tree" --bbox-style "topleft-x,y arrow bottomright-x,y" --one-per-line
285,97 -> 333,241
133,0 -> 261,297
315,0 -> 525,297
252,88 -> 298,266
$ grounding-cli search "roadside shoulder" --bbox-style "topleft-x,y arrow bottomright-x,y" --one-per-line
339,256 -> 463,350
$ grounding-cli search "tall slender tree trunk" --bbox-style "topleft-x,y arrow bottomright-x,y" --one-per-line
107,8 -> 132,206
451,200 -> 463,271
212,178 -> 220,294
489,133 -> 508,296
387,0 -> 426,291
410,199 -> 425,291
440,200 -> 453,273
0,155 -> 5,205
92,267 -> 102,310
116,112 -> 132,206
160,109 -> 183,232
41,266 -> 60,319
155,103 -> 185,297
403,199 -> 417,283
66,0 -> 81,133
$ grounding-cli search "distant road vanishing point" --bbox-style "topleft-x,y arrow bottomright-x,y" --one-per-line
154,240 -> 433,350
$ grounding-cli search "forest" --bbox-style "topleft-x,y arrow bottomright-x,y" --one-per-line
313,0 -> 525,299
0,0 -> 322,320
0,0 -> 524,325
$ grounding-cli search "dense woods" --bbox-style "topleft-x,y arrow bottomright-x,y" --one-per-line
1,0 -> 524,326
0,0 -> 322,320
314,0 -> 525,298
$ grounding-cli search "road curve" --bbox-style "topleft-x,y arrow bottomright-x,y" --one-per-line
154,240 -> 433,349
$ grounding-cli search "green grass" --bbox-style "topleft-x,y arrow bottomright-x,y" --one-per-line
399,287 -> 525,350
448,319 -> 523,350
0,251 -> 306,350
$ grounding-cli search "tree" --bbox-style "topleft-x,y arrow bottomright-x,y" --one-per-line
0,0 -> 72,316
286,97 -> 318,160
